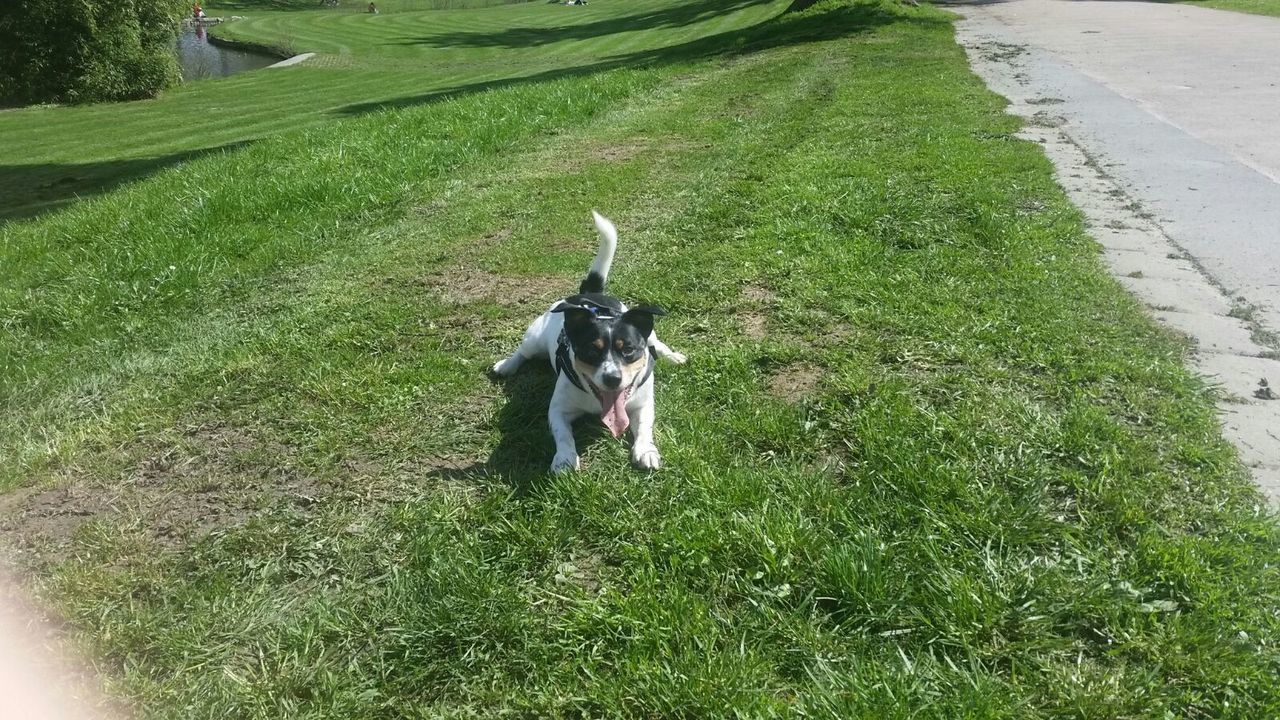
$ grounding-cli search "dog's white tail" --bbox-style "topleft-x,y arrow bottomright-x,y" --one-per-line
579,210 -> 617,294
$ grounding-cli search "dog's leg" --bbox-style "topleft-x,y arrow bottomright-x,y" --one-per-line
549,403 -> 580,473
492,329 -> 543,377
494,315 -> 554,377
491,350 -> 529,377
650,336 -> 686,365
629,398 -> 661,470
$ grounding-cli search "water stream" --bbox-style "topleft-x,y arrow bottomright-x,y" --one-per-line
175,25 -> 278,81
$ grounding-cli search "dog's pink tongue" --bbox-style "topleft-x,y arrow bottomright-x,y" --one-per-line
599,390 -> 629,438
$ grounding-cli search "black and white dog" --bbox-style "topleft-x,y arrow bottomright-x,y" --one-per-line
492,212 -> 685,472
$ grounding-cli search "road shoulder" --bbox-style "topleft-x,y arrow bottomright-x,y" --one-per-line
953,11 -> 1280,501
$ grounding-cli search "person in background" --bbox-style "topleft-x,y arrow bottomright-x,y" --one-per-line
367,2 -> 378,13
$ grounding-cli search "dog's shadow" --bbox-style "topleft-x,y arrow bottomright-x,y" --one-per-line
428,364 -> 611,496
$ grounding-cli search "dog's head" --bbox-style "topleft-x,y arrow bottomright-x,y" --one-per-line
552,293 -> 665,395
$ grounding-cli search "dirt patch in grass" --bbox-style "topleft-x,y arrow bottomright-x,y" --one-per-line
482,227 -> 513,246
531,550 -> 610,616
740,311 -> 768,340
742,283 -> 777,304
0,424 -> 320,554
540,139 -> 651,176
813,328 -> 854,350
767,363 -> 822,402
804,451 -> 847,479
593,143 -> 647,163
739,283 -> 777,340
554,551 -> 606,595
412,268 -> 564,308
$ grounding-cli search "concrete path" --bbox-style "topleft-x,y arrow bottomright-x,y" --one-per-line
267,52 -> 316,69
951,0 -> 1280,501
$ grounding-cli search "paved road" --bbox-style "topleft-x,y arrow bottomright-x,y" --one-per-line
953,0 -> 1280,331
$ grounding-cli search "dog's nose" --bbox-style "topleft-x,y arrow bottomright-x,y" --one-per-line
601,372 -> 622,389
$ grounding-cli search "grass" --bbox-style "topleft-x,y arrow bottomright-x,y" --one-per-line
1170,0 -> 1280,17
0,0 -> 786,220
3,0 -> 1280,717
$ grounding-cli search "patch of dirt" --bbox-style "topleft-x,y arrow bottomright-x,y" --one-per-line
0,424 -> 318,554
411,268 -> 564,308
554,552 -> 605,595
540,139 -> 651,175
742,283 -> 778,304
739,283 -> 777,340
0,485 -> 39,522
478,227 -> 513,248
1028,111 -> 1065,128
1017,197 -> 1046,215
977,41 -> 1027,63
805,452 -> 847,477
767,363 -> 822,402
811,320 -> 854,349
592,143 -> 646,163
531,550 -> 610,615
740,311 -> 768,340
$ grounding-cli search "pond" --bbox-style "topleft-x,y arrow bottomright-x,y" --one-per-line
175,25 -> 279,81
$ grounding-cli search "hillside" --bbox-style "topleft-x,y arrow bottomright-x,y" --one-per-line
2,1 -> 1278,717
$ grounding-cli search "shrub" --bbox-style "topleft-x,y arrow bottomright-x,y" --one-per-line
0,0 -> 185,106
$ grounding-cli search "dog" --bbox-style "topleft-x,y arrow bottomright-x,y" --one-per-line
491,211 -> 686,472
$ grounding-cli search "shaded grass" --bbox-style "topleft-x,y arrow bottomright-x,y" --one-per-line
2,0 -> 1279,717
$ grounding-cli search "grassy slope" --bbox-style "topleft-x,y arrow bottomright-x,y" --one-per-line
3,0 -> 1280,717
0,0 -> 785,220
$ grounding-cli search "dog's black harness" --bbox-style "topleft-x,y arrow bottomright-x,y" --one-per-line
554,330 -> 590,393
555,329 -> 656,395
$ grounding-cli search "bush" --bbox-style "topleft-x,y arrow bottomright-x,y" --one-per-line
0,0 -> 185,106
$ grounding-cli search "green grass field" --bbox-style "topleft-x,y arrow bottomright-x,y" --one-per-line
3,0 -> 1280,717
0,0 -> 785,220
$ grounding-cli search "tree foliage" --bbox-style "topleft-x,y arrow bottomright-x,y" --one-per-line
0,0 -> 185,106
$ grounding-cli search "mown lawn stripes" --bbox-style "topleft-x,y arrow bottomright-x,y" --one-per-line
0,0 -> 787,218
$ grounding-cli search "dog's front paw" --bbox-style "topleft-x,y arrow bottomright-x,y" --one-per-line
550,451 -> 580,474
491,358 -> 517,377
632,446 -> 662,470
664,351 -> 687,365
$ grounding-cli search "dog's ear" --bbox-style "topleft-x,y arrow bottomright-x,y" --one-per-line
630,303 -> 667,317
618,304 -> 666,338
552,302 -> 596,332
